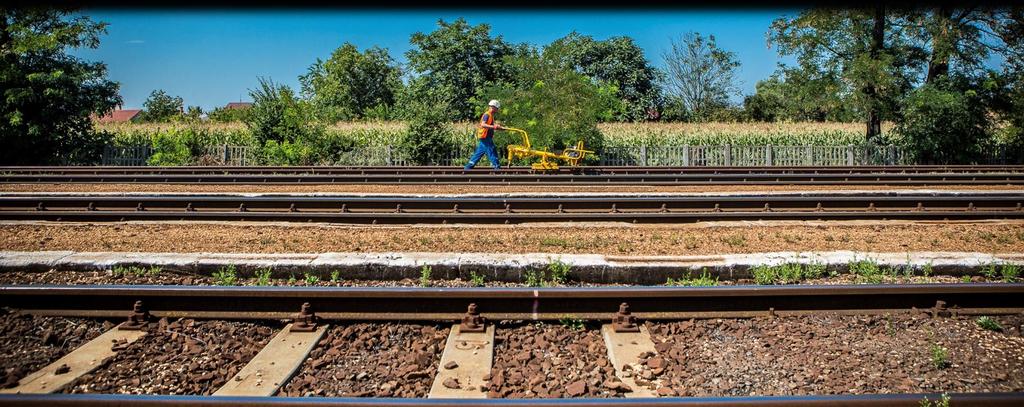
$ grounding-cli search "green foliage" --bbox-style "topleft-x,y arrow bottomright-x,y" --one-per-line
245,77 -> 324,145
1003,264 -> 1020,282
744,67 -> 860,122
147,131 -> 192,165
922,262 -> 934,277
982,262 -> 999,280
300,42 -> 402,122
559,316 -> 586,331
254,268 -> 272,286
405,18 -> 525,120
524,269 -> 544,287
849,258 -> 882,283
469,270 -> 486,287
398,82 -> 458,165
930,343 -> 949,369
662,32 -> 741,122
919,393 -> 951,407
477,49 -> 609,165
546,32 -> 661,121
330,270 -> 340,283
976,316 -> 1003,332
212,265 -> 238,286
304,272 -> 320,285
419,265 -> 432,287
138,89 -> 183,122
1,8 -> 120,165
750,262 -> 829,285
546,259 -> 572,285
112,265 -> 160,277
892,78 -> 993,164
666,269 -> 719,287
207,106 -> 252,123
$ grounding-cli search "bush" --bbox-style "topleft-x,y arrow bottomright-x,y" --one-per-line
147,132 -> 192,165
893,78 -> 992,164
245,77 -> 324,145
398,80 -> 459,165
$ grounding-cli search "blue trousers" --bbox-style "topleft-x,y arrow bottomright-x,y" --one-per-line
464,138 -> 501,170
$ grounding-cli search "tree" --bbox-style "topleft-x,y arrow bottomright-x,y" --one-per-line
1,8 -> 120,165
245,77 -> 320,144
770,8 -> 927,142
405,18 -> 526,120
662,32 -> 741,122
893,75 -> 992,163
545,32 -> 662,121
139,89 -> 183,122
744,65 -> 859,122
300,42 -> 402,122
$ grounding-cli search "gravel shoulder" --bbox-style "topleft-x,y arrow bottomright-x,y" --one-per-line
3,183 -> 1020,194
0,310 -> 111,388
279,323 -> 448,397
63,318 -> 275,395
2,221 -> 1022,255
641,314 -> 1024,396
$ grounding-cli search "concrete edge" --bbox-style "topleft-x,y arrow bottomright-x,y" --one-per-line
1,250 -> 1021,285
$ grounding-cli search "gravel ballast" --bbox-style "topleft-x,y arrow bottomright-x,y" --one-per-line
278,323 -> 448,397
0,310 -> 110,388
2,221 -> 1022,256
487,322 -> 625,398
641,313 -> 1024,396
63,318 -> 275,395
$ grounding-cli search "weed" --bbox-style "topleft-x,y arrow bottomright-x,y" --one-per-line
961,275 -> 972,283
469,270 -> 486,287
524,269 -> 545,287
721,235 -> 747,247
330,270 -> 340,283
919,393 -> 950,407
849,258 -> 882,284
540,237 -> 570,248
981,262 -> 999,279
304,272 -> 320,285
804,263 -> 827,279
287,274 -> 297,285
212,265 -> 238,286
254,268 -> 272,286
930,343 -> 949,369
547,259 -> 572,285
885,313 -> 895,336
1002,264 -> 1020,282
922,262 -> 934,277
751,265 -> 778,285
666,269 -> 719,287
559,316 -> 586,331
419,265 -> 432,287
976,316 -> 1003,332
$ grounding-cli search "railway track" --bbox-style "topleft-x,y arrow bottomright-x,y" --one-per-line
1,193 -> 1021,223
0,284 -> 1022,405
3,165 -> 1024,185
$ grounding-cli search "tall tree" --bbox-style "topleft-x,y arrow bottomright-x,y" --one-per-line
300,42 -> 401,122
139,89 -> 183,122
1,7 -> 120,165
545,32 -> 662,121
405,18 -> 526,120
662,32 -> 741,121
770,8 -> 922,142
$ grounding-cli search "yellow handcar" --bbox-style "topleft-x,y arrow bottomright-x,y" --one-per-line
503,127 -> 594,171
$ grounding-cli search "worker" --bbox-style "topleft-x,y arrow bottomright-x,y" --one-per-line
464,99 -> 505,171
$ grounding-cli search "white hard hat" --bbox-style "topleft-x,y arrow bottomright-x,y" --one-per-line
488,99 -> 501,108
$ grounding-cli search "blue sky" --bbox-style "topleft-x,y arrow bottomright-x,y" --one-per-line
74,9 -> 802,111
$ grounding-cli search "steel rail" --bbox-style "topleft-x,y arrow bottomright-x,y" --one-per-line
3,172 -> 1023,185
3,392 -> 1023,406
4,164 -> 1024,176
2,284 -> 1021,321
2,194 -> 1021,223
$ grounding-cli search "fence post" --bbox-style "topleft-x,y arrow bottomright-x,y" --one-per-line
386,146 -> 393,166
640,146 -> 648,166
682,145 -> 690,167
805,145 -> 813,165
724,144 -> 732,166
846,145 -> 854,166
765,145 -> 773,166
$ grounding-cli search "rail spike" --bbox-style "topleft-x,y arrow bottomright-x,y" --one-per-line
459,303 -> 487,333
612,302 -> 641,333
118,300 -> 150,331
290,302 -> 319,332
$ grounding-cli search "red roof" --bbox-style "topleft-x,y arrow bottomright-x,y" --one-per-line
93,109 -> 142,123
226,102 -> 253,109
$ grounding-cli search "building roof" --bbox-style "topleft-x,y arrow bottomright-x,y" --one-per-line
93,109 -> 142,123
225,102 -> 253,109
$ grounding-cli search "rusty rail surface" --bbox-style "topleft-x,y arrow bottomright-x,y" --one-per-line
2,165 -> 1023,185
3,284 -> 1022,321
2,392 -> 1023,406
1,193 -> 1021,224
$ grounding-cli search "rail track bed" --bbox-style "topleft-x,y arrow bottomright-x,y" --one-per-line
3,165 -> 1024,185
0,284 -> 1022,405
2,193 -> 1021,224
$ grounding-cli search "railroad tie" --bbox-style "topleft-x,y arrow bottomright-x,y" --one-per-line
601,303 -> 660,398
429,304 -> 494,399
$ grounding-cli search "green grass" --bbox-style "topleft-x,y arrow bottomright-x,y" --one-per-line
419,265 -> 432,287
930,343 -> 950,369
330,270 -> 341,283
254,268 -> 272,286
304,272 -> 320,285
749,263 -> 827,285
212,265 -> 238,286
524,269 -> 544,287
720,235 -> 747,247
546,259 -> 572,286
112,265 -> 161,278
976,316 -> 1003,332
469,270 -> 486,287
1002,264 -> 1020,282
982,262 -> 999,279
666,269 -> 719,287
849,258 -> 883,284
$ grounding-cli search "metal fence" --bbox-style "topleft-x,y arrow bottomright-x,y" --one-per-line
102,143 -> 1018,166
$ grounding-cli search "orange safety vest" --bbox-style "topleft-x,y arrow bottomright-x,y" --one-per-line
476,111 -> 494,140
